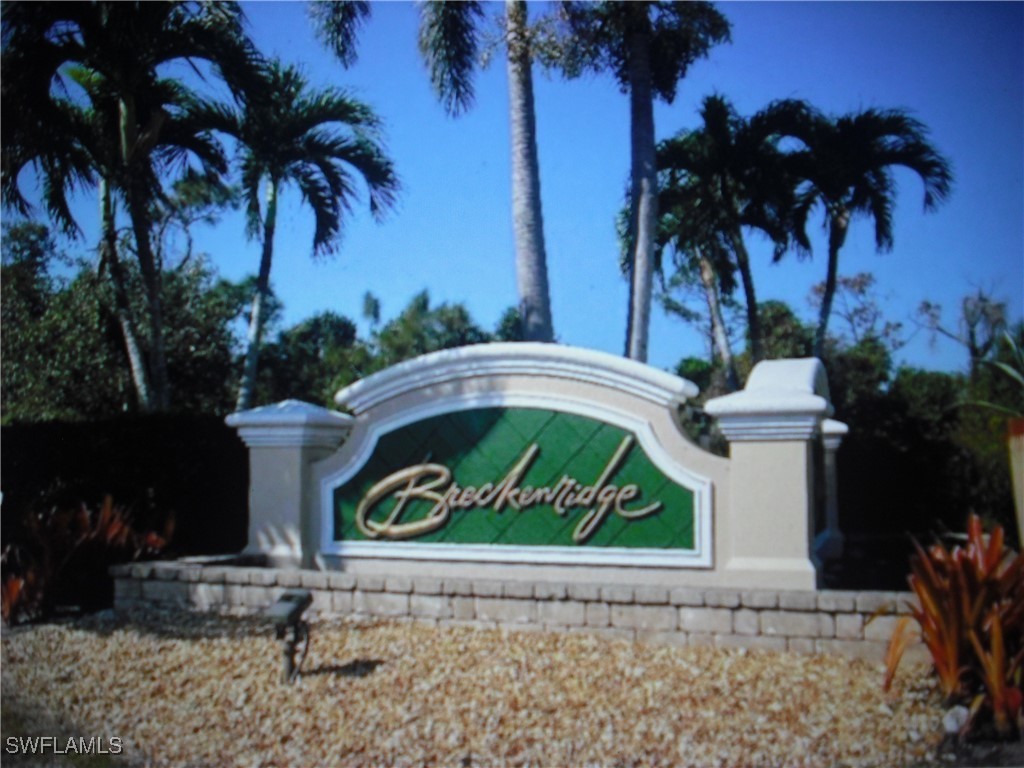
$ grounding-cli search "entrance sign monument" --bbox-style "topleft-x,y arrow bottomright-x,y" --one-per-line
226,343 -> 845,591
116,343 -> 923,661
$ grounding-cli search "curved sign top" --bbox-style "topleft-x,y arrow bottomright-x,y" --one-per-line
318,343 -> 720,568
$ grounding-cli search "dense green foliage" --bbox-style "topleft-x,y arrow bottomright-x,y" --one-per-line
1,223 -> 242,419
831,349 -> 1017,541
1,222 -> 515,420
254,290 -> 498,407
2,223 -> 127,420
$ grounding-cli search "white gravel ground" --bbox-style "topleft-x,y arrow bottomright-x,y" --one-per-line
1,608 -> 945,767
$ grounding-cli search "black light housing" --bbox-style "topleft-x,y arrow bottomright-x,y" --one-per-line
266,588 -> 312,683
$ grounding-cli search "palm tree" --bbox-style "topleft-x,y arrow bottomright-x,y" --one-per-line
3,66 -> 236,412
2,1 -> 258,410
560,1 -> 730,362
503,0 -> 555,343
0,53 -> 153,404
657,95 -> 808,363
197,61 -> 398,411
83,73 -> 235,413
654,180 -> 742,391
313,0 -> 555,343
782,105 -> 953,357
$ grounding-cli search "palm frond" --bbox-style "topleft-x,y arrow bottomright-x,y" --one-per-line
310,0 -> 371,68
292,163 -> 347,257
153,126 -> 226,179
877,137 -> 954,211
861,168 -> 895,252
418,0 -> 484,117
184,98 -> 242,138
989,354 -> 1024,391
239,156 -> 266,240
145,2 -> 260,100
291,87 -> 383,137
749,98 -> 820,143
296,131 -> 398,221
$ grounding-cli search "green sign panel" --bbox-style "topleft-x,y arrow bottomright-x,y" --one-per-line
333,407 -> 695,550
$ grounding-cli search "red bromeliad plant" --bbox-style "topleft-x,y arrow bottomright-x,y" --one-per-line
0,495 -> 173,625
970,609 -> 1024,736
885,514 -> 1024,739
0,572 -> 26,624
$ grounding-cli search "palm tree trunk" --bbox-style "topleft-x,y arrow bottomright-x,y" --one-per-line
730,229 -> 763,362
120,95 -> 170,410
814,209 -> 850,357
626,15 -> 656,363
236,178 -> 278,412
696,247 -> 739,391
126,180 -> 171,411
99,177 -> 153,411
506,0 -> 553,343
622,254 -> 635,358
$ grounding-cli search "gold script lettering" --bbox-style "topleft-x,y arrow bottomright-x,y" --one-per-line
355,463 -> 452,539
353,435 -> 663,543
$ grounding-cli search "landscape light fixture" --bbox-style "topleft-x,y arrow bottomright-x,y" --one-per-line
266,589 -> 312,683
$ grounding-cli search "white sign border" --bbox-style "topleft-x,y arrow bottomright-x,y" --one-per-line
319,392 -> 713,568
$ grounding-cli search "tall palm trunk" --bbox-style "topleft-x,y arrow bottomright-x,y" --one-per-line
236,178 -> 278,412
730,229 -> 763,362
99,177 -> 153,410
126,180 -> 170,410
623,255 -> 635,357
696,246 -> 739,391
625,15 -> 657,363
506,0 -> 553,343
814,207 -> 850,357
120,96 -> 170,410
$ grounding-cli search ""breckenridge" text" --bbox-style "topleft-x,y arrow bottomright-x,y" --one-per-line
354,435 -> 662,543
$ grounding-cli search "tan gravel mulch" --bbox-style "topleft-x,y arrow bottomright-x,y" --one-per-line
2,609 -> 946,767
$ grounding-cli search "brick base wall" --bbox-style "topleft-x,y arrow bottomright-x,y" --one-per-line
110,560 -> 925,663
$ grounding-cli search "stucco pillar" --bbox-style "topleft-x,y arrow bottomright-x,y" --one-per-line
705,359 -> 833,590
813,418 -> 849,565
226,400 -> 352,568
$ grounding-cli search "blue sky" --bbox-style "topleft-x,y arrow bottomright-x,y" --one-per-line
23,1 -> 1024,376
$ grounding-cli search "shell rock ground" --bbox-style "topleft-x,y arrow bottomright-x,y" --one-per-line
1,608 -> 1020,768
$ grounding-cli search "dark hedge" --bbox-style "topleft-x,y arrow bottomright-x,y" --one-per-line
1,415 -> 248,556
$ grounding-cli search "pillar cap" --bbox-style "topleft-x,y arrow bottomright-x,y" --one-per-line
822,418 -> 849,449
705,358 -> 833,442
226,400 -> 353,448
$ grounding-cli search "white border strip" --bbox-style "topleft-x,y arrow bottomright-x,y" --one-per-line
332,541 -> 704,568
319,392 -> 713,568
334,343 -> 699,415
